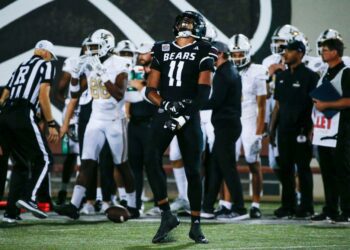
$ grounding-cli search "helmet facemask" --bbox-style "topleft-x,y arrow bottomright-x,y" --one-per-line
231,50 -> 251,68
270,39 -> 288,55
175,16 -> 195,38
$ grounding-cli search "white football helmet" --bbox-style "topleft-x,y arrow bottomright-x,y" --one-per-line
85,29 -> 115,57
316,29 -> 343,56
114,40 -> 137,63
270,25 -> 300,54
203,23 -> 218,42
294,32 -> 311,55
228,34 -> 251,68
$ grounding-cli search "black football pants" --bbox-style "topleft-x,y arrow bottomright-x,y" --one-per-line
145,112 -> 203,211
202,120 -> 245,212
277,132 -> 313,211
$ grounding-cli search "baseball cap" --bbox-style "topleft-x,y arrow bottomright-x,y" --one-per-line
282,40 -> 306,54
212,41 -> 229,54
136,42 -> 154,54
35,40 -> 57,60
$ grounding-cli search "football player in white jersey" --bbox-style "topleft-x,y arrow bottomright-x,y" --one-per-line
56,40 -> 87,205
262,25 -> 300,177
315,29 -> 350,72
229,34 -> 268,218
54,29 -> 139,219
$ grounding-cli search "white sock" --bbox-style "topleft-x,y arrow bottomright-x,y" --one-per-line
111,194 -> 117,204
61,183 -> 67,191
126,191 -> 136,208
173,167 -> 188,200
96,187 -> 102,201
71,185 -> 86,208
251,202 -> 260,209
118,187 -> 127,201
219,200 -> 232,210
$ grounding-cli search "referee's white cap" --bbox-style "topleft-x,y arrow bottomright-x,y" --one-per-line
35,40 -> 58,60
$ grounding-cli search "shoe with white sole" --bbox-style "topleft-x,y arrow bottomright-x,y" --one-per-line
170,198 -> 190,212
146,206 -> 161,216
80,203 -> 95,215
100,202 -> 110,214
16,200 -> 48,219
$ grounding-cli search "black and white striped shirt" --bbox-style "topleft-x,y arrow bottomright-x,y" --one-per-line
5,55 -> 55,109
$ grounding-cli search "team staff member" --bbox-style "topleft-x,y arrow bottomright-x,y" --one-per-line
0,40 -> 59,220
270,40 -> 319,218
313,38 -> 350,222
201,41 -> 246,218
125,42 -> 157,211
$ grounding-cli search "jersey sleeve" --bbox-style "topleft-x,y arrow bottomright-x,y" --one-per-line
41,61 -> 55,84
150,43 -> 162,72
5,71 -> 16,89
62,57 -> 74,74
199,45 -> 217,72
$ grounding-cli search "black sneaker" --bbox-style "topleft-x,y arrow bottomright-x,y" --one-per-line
16,200 -> 48,219
152,210 -> 180,243
200,209 -> 215,219
295,206 -> 314,218
274,207 -> 294,218
189,221 -> 208,244
127,206 -> 140,219
249,207 -> 262,219
334,213 -> 350,223
54,203 -> 80,220
57,190 -> 67,205
214,206 -> 231,218
2,213 -> 22,224
311,212 -> 338,221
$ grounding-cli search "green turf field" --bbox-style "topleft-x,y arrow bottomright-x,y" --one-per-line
1,203 -> 349,249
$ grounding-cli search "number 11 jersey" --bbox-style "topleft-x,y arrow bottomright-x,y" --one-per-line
151,40 -> 217,102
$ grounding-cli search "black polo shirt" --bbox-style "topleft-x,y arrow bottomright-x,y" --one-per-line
204,60 -> 242,127
323,61 -> 350,124
274,63 -> 319,133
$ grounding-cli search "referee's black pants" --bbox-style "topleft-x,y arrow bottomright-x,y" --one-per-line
202,119 -> 245,213
277,132 -> 313,211
145,112 -> 203,212
0,103 -> 50,205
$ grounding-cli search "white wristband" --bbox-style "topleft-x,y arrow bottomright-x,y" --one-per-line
70,83 -> 80,93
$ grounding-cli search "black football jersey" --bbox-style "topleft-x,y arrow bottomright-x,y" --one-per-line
151,40 -> 217,101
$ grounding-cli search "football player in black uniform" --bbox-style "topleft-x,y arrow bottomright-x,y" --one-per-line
145,11 -> 217,244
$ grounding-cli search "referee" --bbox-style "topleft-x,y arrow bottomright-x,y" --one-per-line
0,40 -> 59,220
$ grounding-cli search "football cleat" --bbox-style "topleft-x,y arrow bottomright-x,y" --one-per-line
127,206 -> 140,219
80,203 -> 95,215
54,203 -> 80,220
249,207 -> 262,219
152,211 -> 180,243
189,221 -> 209,244
274,207 -> 294,219
146,206 -> 161,216
170,197 -> 190,212
57,190 -> 67,205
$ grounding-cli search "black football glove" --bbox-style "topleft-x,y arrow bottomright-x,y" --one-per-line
160,100 -> 187,117
164,116 -> 189,131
